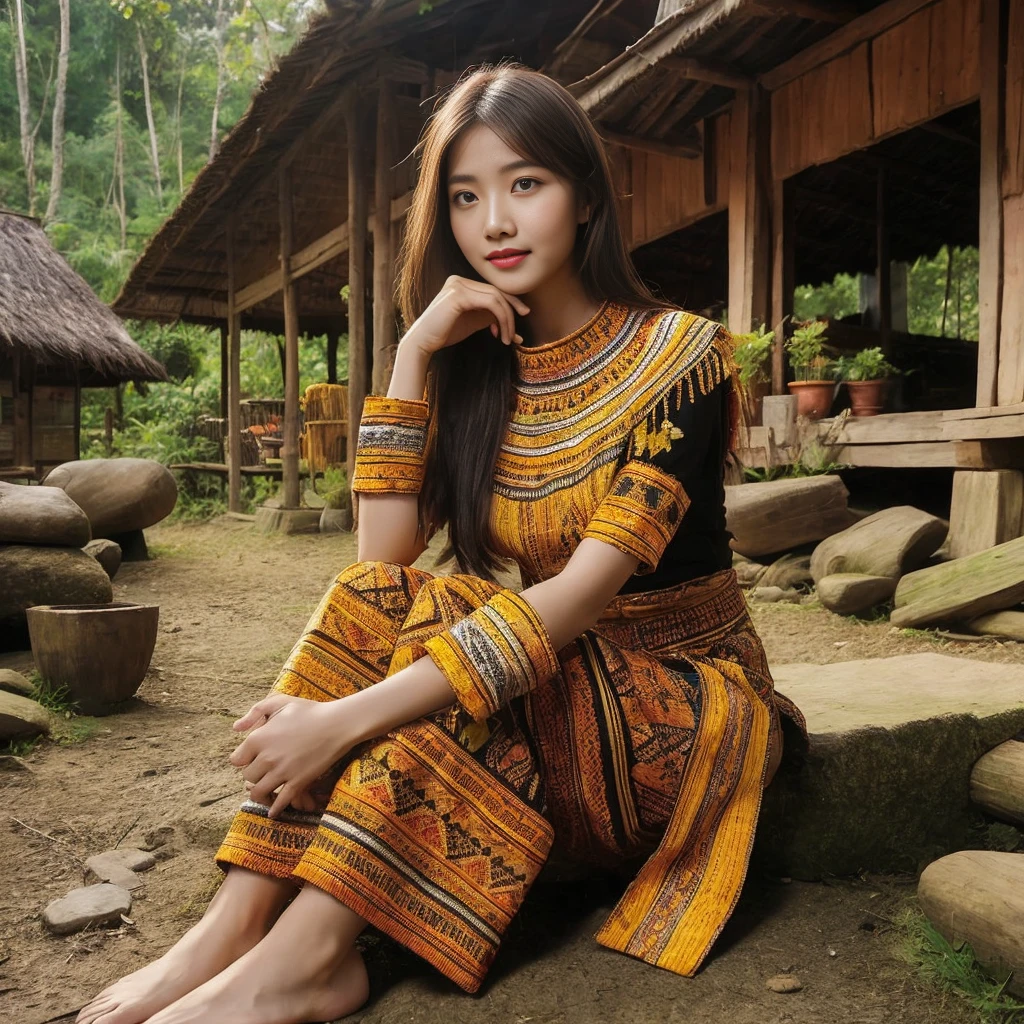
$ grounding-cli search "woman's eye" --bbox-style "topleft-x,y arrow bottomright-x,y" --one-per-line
513,177 -> 539,193
452,190 -> 476,206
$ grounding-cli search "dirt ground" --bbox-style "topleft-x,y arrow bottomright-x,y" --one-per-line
2,517 -> 1021,1024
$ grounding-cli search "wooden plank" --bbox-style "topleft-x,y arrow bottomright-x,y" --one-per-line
928,0 -> 982,116
944,401 -> 1024,420
948,470 -> 1024,557
345,93 -> 370,504
752,0 -> 859,22
660,55 -> 751,89
833,440 -> 1024,468
599,127 -> 701,160
998,192 -> 1024,405
279,165 -> 301,510
831,409 -> 945,443
977,0 -> 1005,407
225,223 -> 242,514
770,178 -> 793,392
1006,0 -> 1024,198
872,7 -> 932,137
944,409 -> 1024,439
761,0 -> 939,92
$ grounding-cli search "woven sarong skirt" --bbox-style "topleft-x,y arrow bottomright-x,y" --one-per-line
216,560 -> 797,992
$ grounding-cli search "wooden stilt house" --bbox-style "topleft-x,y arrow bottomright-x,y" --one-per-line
112,0 -> 1024,548
0,211 -> 167,478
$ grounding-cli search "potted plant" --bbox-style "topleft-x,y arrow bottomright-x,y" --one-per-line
835,347 -> 898,417
785,319 -> 836,420
732,324 -> 775,425
319,466 -> 353,533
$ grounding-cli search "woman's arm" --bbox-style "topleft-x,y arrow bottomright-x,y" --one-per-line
355,342 -> 432,566
233,539 -> 638,816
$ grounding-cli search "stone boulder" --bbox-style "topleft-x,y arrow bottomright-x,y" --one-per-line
42,883 -> 132,936
0,546 -> 112,629
759,553 -> 813,591
0,690 -> 51,741
0,668 -> 34,697
918,851 -> 1024,997
83,539 -> 122,580
42,458 -> 177,538
816,573 -> 897,616
0,480 -> 90,547
810,506 -> 947,584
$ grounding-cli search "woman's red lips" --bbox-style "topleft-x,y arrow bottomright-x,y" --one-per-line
486,249 -> 530,268
486,248 -> 529,259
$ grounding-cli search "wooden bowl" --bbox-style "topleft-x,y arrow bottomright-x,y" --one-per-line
26,602 -> 160,715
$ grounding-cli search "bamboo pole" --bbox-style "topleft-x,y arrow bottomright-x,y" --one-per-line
345,91 -> 370,506
279,165 -> 301,510
372,76 -> 398,395
225,223 -> 242,512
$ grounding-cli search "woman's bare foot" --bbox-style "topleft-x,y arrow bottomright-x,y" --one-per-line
143,886 -> 369,1024
76,868 -> 295,1024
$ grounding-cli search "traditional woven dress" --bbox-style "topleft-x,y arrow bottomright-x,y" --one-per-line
216,300 -> 805,993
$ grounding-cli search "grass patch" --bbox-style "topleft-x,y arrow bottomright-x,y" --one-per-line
29,674 -> 79,717
2,735 -> 42,757
896,626 -> 944,643
51,716 -> 101,746
898,909 -> 1024,1022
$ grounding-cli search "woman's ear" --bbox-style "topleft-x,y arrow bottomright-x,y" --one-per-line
576,195 -> 593,225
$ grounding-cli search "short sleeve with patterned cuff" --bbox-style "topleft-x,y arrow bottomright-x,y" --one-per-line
423,589 -> 560,722
350,395 -> 430,495
582,363 -> 728,575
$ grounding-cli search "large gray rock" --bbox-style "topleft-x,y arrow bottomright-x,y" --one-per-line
0,481 -> 90,547
0,545 -> 112,628
42,458 -> 177,538
83,538 -> 122,580
810,506 -> 947,584
42,883 -> 132,936
0,668 -> 34,697
0,690 -> 51,741
85,848 -> 156,890
816,573 -> 897,615
918,851 -> 1024,997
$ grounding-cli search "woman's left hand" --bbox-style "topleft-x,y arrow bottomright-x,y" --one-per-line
229,693 -> 355,818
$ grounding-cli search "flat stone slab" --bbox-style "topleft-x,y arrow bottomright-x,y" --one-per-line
85,848 -> 156,890
254,505 -> 322,536
42,883 -> 131,935
0,690 -> 51,741
760,653 -> 1024,879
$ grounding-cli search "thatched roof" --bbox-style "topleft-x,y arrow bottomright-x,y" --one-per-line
0,211 -> 168,387
112,0 -> 623,330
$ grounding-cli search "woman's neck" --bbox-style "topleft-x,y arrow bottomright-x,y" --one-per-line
521,267 -> 601,347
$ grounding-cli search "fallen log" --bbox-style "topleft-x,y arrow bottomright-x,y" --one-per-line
970,738 -> 1024,827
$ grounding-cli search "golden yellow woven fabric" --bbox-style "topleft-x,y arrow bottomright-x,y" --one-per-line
350,395 -> 430,494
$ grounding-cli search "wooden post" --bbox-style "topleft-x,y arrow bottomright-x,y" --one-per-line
279,165 -> 301,510
345,91 -> 370,502
727,86 -> 771,333
770,177 -> 794,394
877,166 -> 892,356
225,223 -> 242,513
977,0 -> 1006,407
327,324 -> 339,385
372,76 -> 398,395
219,322 -> 228,420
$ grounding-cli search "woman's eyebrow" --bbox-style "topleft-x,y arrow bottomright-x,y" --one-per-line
447,159 -> 539,185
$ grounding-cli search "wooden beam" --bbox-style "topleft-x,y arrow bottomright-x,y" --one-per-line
760,0 -> 939,92
750,0 -> 858,23
943,412 -> 1024,441
660,55 -> 751,89
728,86 -> 771,333
945,401 -> 1024,420
832,440 -> 1024,469
599,127 -> 701,159
225,223 -> 242,514
978,0 -> 1006,407
770,177 -> 794,393
372,76 -> 399,395
279,165 -> 301,510
345,93 -> 370,509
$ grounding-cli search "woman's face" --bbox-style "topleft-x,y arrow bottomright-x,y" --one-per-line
446,124 -> 588,296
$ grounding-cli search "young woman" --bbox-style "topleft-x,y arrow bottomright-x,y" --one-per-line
79,64 -> 803,1024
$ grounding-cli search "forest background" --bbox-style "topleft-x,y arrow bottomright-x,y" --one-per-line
1,0 -> 982,516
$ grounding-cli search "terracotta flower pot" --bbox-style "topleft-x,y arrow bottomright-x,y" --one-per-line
787,380 -> 836,420
26,602 -> 159,715
846,379 -> 887,417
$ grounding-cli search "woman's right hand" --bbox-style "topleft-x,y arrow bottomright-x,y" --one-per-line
402,275 -> 530,356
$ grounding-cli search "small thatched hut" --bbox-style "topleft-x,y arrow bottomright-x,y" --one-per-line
0,210 -> 167,477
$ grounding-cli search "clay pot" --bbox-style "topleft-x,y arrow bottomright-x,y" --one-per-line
320,507 -> 353,534
787,380 -> 836,420
26,602 -> 159,715
846,379 -> 887,417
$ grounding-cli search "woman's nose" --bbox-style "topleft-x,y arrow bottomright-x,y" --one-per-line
484,195 -> 514,238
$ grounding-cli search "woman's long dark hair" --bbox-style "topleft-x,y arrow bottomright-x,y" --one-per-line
397,63 -> 672,580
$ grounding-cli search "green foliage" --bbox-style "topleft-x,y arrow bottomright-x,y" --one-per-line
794,272 -> 860,322
835,347 -> 900,382
320,466 -> 352,511
786,320 -> 835,381
732,324 -> 775,388
898,910 -> 1024,1022
30,678 -> 77,717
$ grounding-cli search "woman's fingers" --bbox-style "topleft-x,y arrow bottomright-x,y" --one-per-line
268,783 -> 298,819
232,693 -> 291,732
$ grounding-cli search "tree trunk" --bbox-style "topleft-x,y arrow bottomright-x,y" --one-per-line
113,47 -> 127,249
209,0 -> 227,161
44,0 -> 71,224
175,51 -> 187,194
136,23 -> 163,206
11,0 -> 35,216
